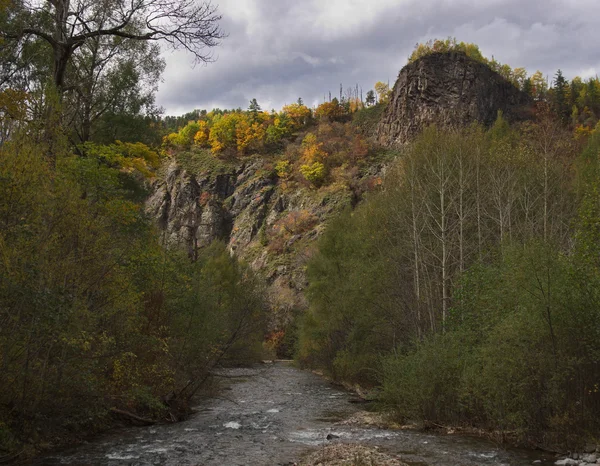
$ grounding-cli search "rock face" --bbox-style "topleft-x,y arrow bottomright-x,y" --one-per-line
146,161 -> 238,258
377,52 -> 532,146
146,156 -> 363,331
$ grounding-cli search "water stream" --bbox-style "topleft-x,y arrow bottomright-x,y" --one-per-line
33,362 -> 556,465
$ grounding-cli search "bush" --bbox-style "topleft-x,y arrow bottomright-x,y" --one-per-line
300,161 -> 326,186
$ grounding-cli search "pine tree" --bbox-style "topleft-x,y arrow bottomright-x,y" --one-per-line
553,70 -> 569,124
365,90 -> 376,106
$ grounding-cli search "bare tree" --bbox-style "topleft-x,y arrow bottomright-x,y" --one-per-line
2,0 -> 225,94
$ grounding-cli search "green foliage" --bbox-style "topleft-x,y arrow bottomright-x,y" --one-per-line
297,204 -> 392,384
408,38 -> 487,64
381,241 -> 600,445
266,113 -> 292,146
0,137 -> 265,453
299,120 -> 596,446
174,148 -> 237,177
81,141 -> 161,177
275,159 -> 292,179
352,103 -> 386,136
382,332 -> 467,422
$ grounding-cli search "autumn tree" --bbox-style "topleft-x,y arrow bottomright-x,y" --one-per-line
315,98 -> 344,120
282,102 -> 311,128
299,132 -> 327,185
374,81 -> 392,104
530,71 -> 548,101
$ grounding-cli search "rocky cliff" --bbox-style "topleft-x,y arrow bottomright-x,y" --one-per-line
146,152 -> 369,333
376,52 -> 532,146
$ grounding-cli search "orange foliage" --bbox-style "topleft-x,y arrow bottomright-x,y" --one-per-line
236,118 -> 266,153
274,210 -> 318,236
315,101 -> 344,119
282,103 -> 311,128
193,120 -> 210,146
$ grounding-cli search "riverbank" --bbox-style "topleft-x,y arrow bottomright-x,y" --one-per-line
28,362 -> 556,465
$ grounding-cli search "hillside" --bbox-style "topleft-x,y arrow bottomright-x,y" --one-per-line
146,129 -> 391,352
146,51 -> 541,355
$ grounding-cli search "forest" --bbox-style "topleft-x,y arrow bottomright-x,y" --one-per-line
1,0 -> 600,458
0,0 -> 269,459
298,43 -> 600,449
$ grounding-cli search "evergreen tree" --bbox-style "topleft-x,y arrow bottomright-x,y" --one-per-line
553,69 -> 569,124
365,90 -> 376,106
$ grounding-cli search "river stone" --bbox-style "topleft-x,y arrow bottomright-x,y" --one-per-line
555,459 -> 578,465
585,444 -> 597,453
583,454 -> 598,462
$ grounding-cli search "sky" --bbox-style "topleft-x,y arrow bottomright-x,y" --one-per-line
155,0 -> 600,116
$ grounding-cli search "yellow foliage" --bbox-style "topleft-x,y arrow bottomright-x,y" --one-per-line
208,113 -> 242,154
575,124 -> 594,139
193,120 -> 210,146
374,82 -> 392,104
348,97 -> 364,113
236,118 -> 266,153
300,162 -> 326,186
0,89 -> 28,121
282,103 -> 311,128
315,101 -> 343,119
275,160 -> 292,179
301,133 -> 327,164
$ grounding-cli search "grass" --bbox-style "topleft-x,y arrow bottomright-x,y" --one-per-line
175,148 -> 239,177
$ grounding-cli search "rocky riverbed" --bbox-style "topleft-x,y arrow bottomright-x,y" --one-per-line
32,362 -> 556,465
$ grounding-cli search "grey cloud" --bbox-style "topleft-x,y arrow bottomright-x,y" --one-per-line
156,0 -> 600,115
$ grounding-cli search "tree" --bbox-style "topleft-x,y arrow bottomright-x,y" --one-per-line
248,98 -> 261,114
530,71 -> 548,101
365,90 -> 376,106
523,77 -> 533,97
552,69 -> 569,124
315,99 -> 343,120
2,0 -> 225,95
282,102 -> 311,128
511,67 -> 527,90
374,81 -> 392,104
65,33 -> 165,143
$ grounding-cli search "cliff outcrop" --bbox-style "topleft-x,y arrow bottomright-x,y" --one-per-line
376,52 -> 532,146
145,152 -> 370,334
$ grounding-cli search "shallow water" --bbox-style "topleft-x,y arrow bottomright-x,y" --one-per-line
32,362 -> 556,465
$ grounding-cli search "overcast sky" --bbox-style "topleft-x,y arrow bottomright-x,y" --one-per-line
155,0 -> 600,116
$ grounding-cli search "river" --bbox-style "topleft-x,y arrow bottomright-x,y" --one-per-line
33,362 -> 555,465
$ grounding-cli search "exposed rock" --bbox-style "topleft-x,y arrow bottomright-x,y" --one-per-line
377,52 -> 532,147
555,459 -> 578,465
146,155 -> 367,334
